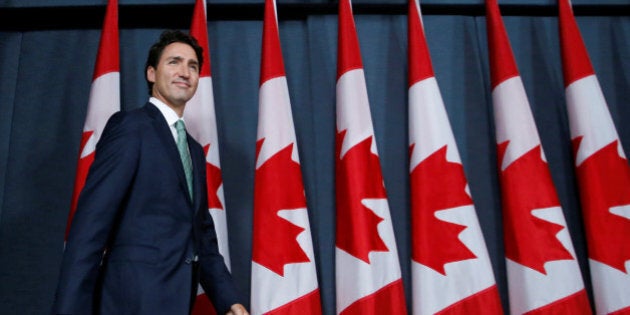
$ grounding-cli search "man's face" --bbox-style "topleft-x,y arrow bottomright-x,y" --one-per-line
147,42 -> 200,112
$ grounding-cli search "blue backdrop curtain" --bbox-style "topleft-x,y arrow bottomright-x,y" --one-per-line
0,1 -> 629,314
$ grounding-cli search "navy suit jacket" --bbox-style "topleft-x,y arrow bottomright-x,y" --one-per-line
53,103 -> 239,315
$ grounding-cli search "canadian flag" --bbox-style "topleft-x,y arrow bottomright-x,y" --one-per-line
250,0 -> 322,314
485,0 -> 591,313
558,1 -> 630,314
185,0 -> 229,314
407,0 -> 503,314
335,0 -> 407,313
66,0 -> 119,239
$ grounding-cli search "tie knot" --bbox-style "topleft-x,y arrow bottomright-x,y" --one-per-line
175,119 -> 186,133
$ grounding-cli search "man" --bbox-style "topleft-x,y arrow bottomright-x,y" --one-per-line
52,30 -> 248,315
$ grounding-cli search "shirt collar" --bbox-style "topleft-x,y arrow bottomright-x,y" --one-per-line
150,97 -> 184,127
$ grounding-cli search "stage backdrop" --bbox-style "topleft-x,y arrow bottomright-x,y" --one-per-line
0,1 -> 629,314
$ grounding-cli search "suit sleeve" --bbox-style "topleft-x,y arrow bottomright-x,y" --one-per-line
52,112 -> 140,314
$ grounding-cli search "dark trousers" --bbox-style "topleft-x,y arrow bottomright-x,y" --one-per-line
189,261 -> 200,314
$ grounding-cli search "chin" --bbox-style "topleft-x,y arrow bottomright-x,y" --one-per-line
172,95 -> 193,105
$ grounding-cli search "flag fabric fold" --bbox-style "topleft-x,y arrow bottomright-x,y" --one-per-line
559,1 -> 630,313
250,0 -> 322,313
66,0 -> 120,239
185,0 -> 229,313
408,1 -> 503,314
485,0 -> 591,313
335,0 -> 407,313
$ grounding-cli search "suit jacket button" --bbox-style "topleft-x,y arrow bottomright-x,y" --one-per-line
185,258 -> 192,264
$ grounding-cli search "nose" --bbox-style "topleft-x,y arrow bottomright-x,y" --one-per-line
178,63 -> 191,78
181,66 -> 190,78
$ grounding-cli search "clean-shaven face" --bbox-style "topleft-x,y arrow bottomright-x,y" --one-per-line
147,42 -> 200,113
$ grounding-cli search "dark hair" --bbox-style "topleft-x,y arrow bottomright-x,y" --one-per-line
144,30 -> 204,95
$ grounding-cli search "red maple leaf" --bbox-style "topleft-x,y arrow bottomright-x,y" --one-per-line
410,145 -> 477,274
336,130 -> 389,263
498,141 -> 574,274
574,138 -> 630,273
203,145 -> 224,210
252,140 -> 310,276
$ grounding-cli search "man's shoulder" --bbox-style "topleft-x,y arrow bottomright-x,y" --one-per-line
107,104 -> 155,126
98,104 -> 158,144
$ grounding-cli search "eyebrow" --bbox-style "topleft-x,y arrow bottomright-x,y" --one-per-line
166,56 -> 199,66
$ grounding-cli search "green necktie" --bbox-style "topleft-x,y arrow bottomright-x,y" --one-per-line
175,119 -> 193,201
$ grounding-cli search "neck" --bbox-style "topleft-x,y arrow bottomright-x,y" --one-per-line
171,106 -> 184,118
151,96 -> 185,117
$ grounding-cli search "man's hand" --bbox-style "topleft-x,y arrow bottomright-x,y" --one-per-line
226,303 -> 249,315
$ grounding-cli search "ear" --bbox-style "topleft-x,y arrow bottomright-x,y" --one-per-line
147,66 -> 156,83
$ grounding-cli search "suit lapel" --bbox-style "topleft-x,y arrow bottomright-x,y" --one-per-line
189,137 -> 204,214
144,103 -> 192,207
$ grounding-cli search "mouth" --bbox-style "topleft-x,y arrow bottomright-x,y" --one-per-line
173,81 -> 191,88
